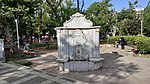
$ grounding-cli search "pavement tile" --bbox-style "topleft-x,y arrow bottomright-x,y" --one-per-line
0,69 -> 18,75
49,81 -> 61,84
0,67 -> 12,71
40,80 -> 53,84
0,64 -> 4,67
61,77 -> 76,83
11,76 -> 37,84
34,69 -> 43,73
4,73 -> 33,83
47,73 -> 57,77
19,76 -> 48,84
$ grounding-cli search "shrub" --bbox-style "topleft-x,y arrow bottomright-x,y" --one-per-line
47,43 -> 58,50
135,37 -> 150,54
124,36 -> 137,45
31,43 -> 47,48
107,36 -> 120,44
31,43 -> 57,50
107,36 -> 150,54
7,53 -> 35,66
15,60 -> 33,66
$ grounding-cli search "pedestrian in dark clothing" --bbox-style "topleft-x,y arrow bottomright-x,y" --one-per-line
120,36 -> 125,49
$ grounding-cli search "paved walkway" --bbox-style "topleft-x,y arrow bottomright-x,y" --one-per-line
25,44 -> 150,84
1,44 -> 150,84
0,63 -> 87,84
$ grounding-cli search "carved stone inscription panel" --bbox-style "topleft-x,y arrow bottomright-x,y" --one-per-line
68,30 -> 89,61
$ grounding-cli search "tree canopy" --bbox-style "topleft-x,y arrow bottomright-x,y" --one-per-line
0,0 -> 150,48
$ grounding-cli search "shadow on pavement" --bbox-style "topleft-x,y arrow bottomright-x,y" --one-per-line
25,49 -> 140,84
50,53 -> 140,83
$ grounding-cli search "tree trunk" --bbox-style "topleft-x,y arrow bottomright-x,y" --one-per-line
77,0 -> 80,12
81,0 -> 84,11
112,26 -> 117,36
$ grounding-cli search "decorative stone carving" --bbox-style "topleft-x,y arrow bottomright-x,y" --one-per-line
55,12 -> 103,71
63,12 -> 93,27
71,45 -> 88,61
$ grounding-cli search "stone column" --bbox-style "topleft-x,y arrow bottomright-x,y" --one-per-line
94,29 -> 100,58
57,30 -> 62,59
0,39 -> 5,62
57,29 -> 69,62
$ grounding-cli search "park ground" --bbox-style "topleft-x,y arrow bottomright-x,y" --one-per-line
23,44 -> 150,84
1,44 -> 150,84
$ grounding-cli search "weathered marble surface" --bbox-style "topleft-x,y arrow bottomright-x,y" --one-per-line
55,12 -> 103,71
0,39 -> 4,60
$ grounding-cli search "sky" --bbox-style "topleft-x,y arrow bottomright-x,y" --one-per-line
84,0 -> 149,11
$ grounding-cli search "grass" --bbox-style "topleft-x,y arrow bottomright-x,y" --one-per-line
7,52 -> 36,66
100,39 -> 107,44
7,42 -> 57,66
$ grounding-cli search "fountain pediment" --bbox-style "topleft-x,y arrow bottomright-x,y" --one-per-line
63,12 -> 93,28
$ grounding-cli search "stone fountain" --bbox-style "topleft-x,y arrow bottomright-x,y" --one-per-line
55,12 -> 103,71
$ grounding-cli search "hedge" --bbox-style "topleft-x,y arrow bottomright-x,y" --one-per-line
107,36 -> 150,54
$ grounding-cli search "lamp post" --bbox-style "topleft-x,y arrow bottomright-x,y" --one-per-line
141,17 -> 143,36
12,10 -> 20,49
135,8 -> 144,36
139,8 -> 144,36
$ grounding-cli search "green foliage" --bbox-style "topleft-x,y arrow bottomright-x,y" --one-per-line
0,0 -> 41,44
86,0 -> 113,35
46,0 -> 76,26
135,37 -> 150,54
31,43 -> 47,48
31,43 -> 57,50
8,53 -> 37,60
117,9 -> 141,35
15,61 -> 33,66
108,36 -> 150,54
0,0 -> 77,44
124,36 -> 137,45
47,43 -> 57,50
86,0 -> 142,36
107,36 -> 120,44
144,6 -> 150,36
8,53 -> 34,66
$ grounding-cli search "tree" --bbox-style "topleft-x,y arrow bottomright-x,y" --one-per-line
0,0 -> 15,39
143,3 -> 150,36
116,8 -> 141,35
76,0 -> 84,12
116,0 -> 141,35
0,0 -> 41,47
45,0 -> 77,41
46,0 -> 77,25
86,0 -> 113,36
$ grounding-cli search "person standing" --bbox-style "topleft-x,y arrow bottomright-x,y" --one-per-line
120,36 -> 125,49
